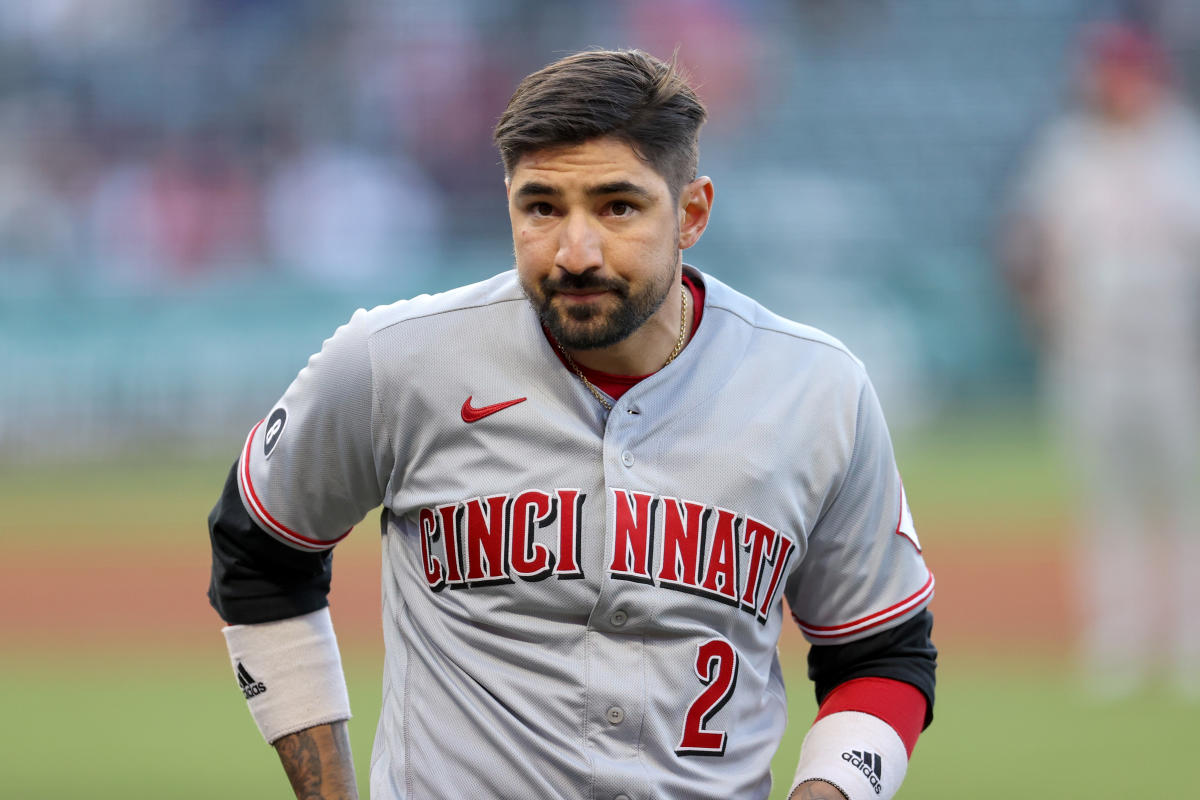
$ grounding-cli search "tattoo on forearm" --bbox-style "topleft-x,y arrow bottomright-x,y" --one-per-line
277,728 -> 324,799
274,723 -> 357,800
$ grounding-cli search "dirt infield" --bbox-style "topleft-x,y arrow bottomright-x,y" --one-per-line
0,527 -> 1074,657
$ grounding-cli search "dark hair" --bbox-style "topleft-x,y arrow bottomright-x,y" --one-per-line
494,49 -> 708,195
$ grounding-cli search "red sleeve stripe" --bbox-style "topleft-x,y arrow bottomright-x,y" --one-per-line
814,677 -> 927,756
794,572 -> 934,640
238,420 -> 352,552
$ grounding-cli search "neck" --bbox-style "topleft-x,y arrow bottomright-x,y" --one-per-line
566,281 -> 692,375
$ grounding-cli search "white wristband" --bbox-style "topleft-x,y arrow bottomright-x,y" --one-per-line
789,711 -> 908,800
222,606 -> 351,744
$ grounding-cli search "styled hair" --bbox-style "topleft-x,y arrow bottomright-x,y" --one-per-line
494,49 -> 708,195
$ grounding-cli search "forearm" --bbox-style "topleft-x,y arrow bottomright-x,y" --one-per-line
275,721 -> 358,800
789,780 -> 848,799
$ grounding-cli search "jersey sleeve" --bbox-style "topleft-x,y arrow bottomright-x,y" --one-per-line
807,609 -> 937,730
209,459 -> 334,624
237,308 -> 388,551
785,376 -> 933,645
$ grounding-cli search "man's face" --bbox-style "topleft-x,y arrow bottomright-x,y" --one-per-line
508,137 -> 684,351
1087,60 -> 1162,123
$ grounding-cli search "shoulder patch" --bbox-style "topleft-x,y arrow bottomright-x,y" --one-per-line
263,408 -> 287,458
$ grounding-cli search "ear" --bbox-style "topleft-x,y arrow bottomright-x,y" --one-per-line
505,176 -> 512,199
678,177 -> 714,250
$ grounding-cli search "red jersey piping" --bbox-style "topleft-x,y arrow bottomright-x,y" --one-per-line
238,419 -> 352,552
794,572 -> 935,640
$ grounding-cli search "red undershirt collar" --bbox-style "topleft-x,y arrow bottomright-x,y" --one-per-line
546,271 -> 705,402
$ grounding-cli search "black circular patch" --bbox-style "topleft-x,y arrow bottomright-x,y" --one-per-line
263,407 -> 287,458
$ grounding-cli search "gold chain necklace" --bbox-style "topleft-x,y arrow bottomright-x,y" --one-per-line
555,285 -> 688,412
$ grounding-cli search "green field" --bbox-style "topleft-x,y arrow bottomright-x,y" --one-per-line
5,413 -> 1182,798
0,409 -> 1074,547
1,650 -> 1189,798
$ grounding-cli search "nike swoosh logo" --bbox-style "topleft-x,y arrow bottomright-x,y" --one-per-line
461,395 -> 527,423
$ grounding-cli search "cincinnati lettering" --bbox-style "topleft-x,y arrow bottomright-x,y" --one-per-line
607,489 -> 796,625
418,489 -> 585,590
416,488 -> 795,625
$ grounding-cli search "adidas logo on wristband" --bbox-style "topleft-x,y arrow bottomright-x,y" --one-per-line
842,749 -> 883,794
236,661 -> 268,700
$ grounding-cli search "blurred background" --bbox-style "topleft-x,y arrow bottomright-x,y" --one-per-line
2,0 -> 1198,797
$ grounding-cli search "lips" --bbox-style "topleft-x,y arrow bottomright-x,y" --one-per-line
556,290 -> 609,302
542,275 -> 626,297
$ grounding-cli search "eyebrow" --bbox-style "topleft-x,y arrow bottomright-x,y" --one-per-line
513,180 -> 655,201
587,180 -> 654,200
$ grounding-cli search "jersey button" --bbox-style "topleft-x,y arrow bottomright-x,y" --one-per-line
610,610 -> 628,627
606,706 -> 625,725
621,451 -> 634,467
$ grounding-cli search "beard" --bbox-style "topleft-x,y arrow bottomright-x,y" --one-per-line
522,257 -> 677,351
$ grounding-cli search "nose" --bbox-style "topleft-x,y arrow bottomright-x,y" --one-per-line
555,211 -> 602,274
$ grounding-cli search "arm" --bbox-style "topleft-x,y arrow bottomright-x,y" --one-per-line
790,781 -> 849,800
787,610 -> 936,799
209,309 -> 384,796
998,211 -> 1054,336
997,125 -> 1068,341
808,608 -> 936,729
275,721 -> 358,800
784,370 -> 936,798
209,459 -> 355,793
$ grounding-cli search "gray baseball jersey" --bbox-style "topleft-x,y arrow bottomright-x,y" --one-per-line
237,266 -> 932,799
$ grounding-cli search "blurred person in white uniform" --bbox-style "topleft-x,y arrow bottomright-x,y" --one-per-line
1005,21 -> 1200,698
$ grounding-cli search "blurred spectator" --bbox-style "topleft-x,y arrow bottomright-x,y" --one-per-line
621,0 -> 760,136
87,132 -> 260,285
0,99 -> 92,278
144,134 -> 261,278
263,140 -> 442,285
1003,22 -> 1200,699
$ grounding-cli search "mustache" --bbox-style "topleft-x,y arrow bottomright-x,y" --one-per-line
542,273 -> 628,295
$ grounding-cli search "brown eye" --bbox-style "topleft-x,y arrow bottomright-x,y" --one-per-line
609,201 -> 632,216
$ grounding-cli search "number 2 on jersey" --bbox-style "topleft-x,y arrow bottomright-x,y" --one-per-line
675,638 -> 739,756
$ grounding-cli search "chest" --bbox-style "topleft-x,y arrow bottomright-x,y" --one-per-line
377,360 -> 848,640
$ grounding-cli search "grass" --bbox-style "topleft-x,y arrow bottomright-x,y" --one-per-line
1,648 -> 1187,798
0,650 -> 368,799
0,451 -> 231,546
900,656 -> 1197,797
893,409 -> 1074,543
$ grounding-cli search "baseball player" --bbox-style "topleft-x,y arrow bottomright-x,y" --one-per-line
1004,23 -> 1200,697
208,49 -> 936,800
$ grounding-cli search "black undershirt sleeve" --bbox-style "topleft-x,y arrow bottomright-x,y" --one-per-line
207,459 -> 333,625
807,609 -> 937,728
